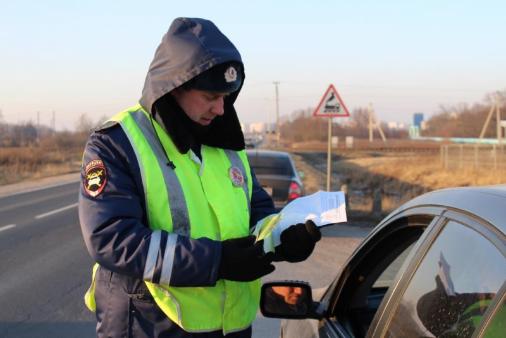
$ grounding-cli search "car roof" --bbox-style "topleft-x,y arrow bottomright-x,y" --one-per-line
384,185 -> 506,235
246,149 -> 292,158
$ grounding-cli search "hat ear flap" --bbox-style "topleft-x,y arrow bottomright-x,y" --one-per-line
202,101 -> 245,150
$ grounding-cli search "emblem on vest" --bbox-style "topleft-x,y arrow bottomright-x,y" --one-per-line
84,159 -> 107,197
229,166 -> 244,187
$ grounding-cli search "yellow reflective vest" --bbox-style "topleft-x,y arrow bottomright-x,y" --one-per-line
85,104 -> 258,334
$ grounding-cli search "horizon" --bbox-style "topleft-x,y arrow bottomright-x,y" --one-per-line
1,1 -> 504,131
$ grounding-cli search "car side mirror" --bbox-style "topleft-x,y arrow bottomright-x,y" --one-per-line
260,281 -> 323,319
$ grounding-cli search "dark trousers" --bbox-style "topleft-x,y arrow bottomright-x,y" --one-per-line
94,267 -> 252,338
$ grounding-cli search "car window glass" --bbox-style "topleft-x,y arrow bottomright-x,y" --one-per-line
248,156 -> 294,176
373,242 -> 415,289
330,221 -> 428,337
385,221 -> 506,338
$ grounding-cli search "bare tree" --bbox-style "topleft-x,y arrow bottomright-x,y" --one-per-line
75,113 -> 95,134
425,90 -> 506,138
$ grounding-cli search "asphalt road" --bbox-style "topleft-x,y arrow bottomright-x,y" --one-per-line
0,181 -> 96,337
0,181 -> 371,338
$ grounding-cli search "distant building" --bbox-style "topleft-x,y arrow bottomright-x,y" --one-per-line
248,122 -> 266,133
387,121 -> 407,130
413,113 -> 424,128
247,122 -> 279,134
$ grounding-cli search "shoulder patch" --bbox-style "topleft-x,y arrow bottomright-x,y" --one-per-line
84,159 -> 107,197
94,120 -> 118,133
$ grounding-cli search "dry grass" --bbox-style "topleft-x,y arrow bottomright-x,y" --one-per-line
293,151 -> 506,219
343,153 -> 506,189
0,147 -> 82,185
339,153 -> 506,214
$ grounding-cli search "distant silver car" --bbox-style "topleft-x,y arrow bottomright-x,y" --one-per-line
260,186 -> 506,338
247,150 -> 303,209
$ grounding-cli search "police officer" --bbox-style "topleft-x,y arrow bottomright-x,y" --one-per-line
79,17 -> 321,338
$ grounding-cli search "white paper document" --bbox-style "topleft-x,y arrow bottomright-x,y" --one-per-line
253,190 -> 347,253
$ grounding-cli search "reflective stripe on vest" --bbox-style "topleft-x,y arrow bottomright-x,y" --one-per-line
129,110 -> 191,237
85,104 -> 257,334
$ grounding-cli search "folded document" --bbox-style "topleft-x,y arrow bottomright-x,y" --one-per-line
253,190 -> 347,253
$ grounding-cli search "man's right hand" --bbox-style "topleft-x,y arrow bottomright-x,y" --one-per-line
272,220 -> 321,262
218,236 -> 275,282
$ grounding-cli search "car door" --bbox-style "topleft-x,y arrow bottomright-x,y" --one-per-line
281,208 -> 441,338
369,210 -> 506,338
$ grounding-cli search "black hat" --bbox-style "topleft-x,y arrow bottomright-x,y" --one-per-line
185,62 -> 243,93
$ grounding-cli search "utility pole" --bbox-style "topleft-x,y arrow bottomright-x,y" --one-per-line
52,110 -> 56,133
495,94 -> 502,144
37,111 -> 40,144
368,103 -> 387,143
273,81 -> 280,146
499,96 -> 503,145
368,105 -> 373,142
479,93 -> 502,142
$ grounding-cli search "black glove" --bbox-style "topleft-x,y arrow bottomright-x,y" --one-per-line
218,235 -> 275,282
273,220 -> 322,262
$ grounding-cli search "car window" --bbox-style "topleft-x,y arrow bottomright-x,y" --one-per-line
248,155 -> 294,176
329,216 -> 431,337
385,220 -> 506,338
373,242 -> 416,289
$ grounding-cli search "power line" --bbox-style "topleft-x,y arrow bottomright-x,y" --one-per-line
52,110 -> 56,132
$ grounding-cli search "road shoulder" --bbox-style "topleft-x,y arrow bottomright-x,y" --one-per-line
0,172 -> 80,198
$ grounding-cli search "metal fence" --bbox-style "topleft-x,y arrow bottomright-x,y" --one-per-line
440,144 -> 506,169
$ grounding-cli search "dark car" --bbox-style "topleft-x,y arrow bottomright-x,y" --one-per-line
247,150 -> 303,209
260,186 -> 506,338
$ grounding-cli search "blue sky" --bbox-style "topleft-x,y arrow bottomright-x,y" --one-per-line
1,0 -> 504,130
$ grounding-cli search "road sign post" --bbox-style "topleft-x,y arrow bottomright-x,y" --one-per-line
327,117 -> 332,191
313,84 -> 350,191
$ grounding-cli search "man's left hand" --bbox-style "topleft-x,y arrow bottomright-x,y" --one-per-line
273,220 -> 321,262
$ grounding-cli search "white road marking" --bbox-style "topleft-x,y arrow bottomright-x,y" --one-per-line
35,203 -> 78,219
0,224 -> 16,233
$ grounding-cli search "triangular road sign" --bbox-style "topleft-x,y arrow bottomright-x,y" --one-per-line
313,84 -> 350,117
